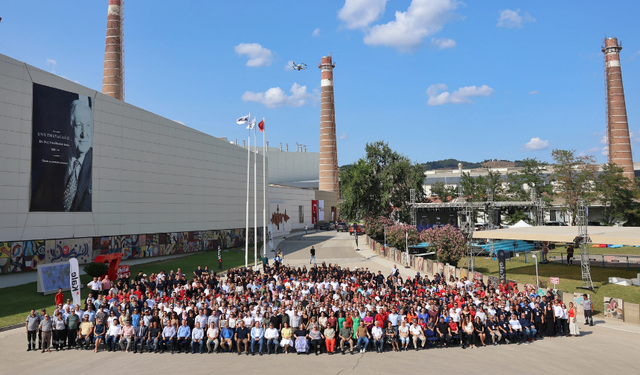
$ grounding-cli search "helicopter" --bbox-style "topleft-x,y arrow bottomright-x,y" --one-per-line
291,62 -> 307,71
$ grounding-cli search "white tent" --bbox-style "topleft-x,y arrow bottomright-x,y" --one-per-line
511,220 -> 533,228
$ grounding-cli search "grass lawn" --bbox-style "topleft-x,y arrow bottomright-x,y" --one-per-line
553,243 -> 640,256
0,245 -> 262,328
473,254 -> 640,316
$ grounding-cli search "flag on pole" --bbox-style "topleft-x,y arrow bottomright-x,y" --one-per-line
247,117 -> 256,130
236,114 -> 250,125
258,118 -> 265,132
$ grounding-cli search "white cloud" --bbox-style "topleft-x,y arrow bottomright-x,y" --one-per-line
426,83 -> 494,106
339,132 -> 347,139
46,58 -> 57,73
529,90 -> 538,95
600,134 -> 608,144
631,130 -> 640,145
312,28 -> 321,37
241,83 -> 318,108
431,37 -> 456,49
338,0 -> 388,29
234,43 -> 274,67
363,0 -> 460,52
284,61 -> 295,71
601,145 -> 609,157
497,9 -> 535,29
523,137 -> 549,151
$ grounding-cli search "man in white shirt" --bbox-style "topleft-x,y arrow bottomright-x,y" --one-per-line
87,277 -> 102,299
508,315 -> 523,344
264,323 -> 280,354
553,301 -> 564,336
191,322 -> 204,354
206,322 -> 219,353
371,321 -> 384,353
410,322 -> 426,350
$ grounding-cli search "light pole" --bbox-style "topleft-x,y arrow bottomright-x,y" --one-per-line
532,253 -> 539,290
384,226 -> 387,248
405,231 -> 410,268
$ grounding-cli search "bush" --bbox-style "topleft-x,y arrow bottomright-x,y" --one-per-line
419,225 -> 466,267
385,223 -> 420,250
362,213 -> 394,242
83,262 -> 109,278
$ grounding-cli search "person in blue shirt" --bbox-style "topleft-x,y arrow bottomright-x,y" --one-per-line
177,320 -> 191,353
518,312 -> 536,344
191,322 -> 205,354
250,321 -> 265,355
220,322 -> 234,352
131,309 -> 140,329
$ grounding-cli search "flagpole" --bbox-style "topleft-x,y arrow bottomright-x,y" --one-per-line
253,119 -> 258,270
245,113 -> 251,269
262,118 -> 266,258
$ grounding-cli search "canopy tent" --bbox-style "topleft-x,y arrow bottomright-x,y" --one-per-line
511,220 -> 533,228
472,226 -> 640,246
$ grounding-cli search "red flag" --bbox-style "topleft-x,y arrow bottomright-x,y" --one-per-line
258,118 -> 265,132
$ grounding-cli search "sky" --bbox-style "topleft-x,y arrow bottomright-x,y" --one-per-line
1,0 -> 640,166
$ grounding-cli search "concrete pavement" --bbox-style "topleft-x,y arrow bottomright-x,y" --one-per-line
2,231 -> 639,374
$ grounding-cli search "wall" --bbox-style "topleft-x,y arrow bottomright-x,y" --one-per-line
257,147 -> 319,185
0,53 -> 267,273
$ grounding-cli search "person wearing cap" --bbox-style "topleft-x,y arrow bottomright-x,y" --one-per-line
191,322 -> 204,354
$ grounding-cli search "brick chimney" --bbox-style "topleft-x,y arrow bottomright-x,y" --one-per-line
318,56 -> 339,194
102,0 -> 124,100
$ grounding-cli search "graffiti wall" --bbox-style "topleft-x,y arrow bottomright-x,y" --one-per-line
0,227 -> 252,274
604,297 -> 624,320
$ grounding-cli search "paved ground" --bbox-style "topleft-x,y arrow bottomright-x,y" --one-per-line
2,231 -> 639,374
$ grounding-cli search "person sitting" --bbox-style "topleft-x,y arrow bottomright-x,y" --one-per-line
206,322 -> 220,354
338,323 -> 354,355
105,319 -> 121,352
147,321 -> 162,353
356,323 -> 370,354
77,315 -> 94,350
294,324 -> 309,355
265,322 -> 280,354
280,322 -> 294,354
176,320 -> 191,353
435,316 -> 451,347
308,325 -> 323,355
250,321 -> 265,356
508,314 -> 524,344
119,320 -> 135,352
191,322 -> 204,354
220,322 -> 234,353
518,313 -> 536,343
371,321 -> 384,353
161,321 -> 176,353
133,322 -> 147,353
323,324 -> 336,355
410,321 -> 426,351
399,321 -> 410,351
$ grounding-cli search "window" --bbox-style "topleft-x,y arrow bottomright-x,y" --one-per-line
299,205 -> 304,223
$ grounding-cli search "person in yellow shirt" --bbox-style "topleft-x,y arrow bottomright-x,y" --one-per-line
280,322 -> 293,354
77,315 -> 94,350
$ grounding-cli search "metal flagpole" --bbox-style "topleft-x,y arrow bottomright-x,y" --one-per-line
254,120 -> 258,270
262,118 -> 267,258
245,113 -> 251,269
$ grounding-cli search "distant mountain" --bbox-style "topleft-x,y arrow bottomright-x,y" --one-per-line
421,159 -> 523,171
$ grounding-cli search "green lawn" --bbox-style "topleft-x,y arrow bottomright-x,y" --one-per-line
473,253 -> 640,316
553,243 -> 640,256
0,245 -> 262,328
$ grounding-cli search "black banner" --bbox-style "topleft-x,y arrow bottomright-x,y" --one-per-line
30,83 -> 93,212
497,250 -> 506,282
416,210 -> 458,231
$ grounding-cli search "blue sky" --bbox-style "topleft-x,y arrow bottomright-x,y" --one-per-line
2,0 -> 639,166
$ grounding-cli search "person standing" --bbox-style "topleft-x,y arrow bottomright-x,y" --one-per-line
309,246 -> 316,265
305,224 -> 308,235
583,294 -> 594,326
67,308 -> 80,349
217,246 -> 222,270
26,310 -> 39,351
566,245 -> 574,266
39,314 -> 53,353
55,288 -> 64,307
52,311 -> 67,351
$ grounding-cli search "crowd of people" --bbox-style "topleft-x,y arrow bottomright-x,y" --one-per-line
26,261 -> 589,355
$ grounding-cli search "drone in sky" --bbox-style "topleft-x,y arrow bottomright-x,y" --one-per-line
291,62 -> 307,71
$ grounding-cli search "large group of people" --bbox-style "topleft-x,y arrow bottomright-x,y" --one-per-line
26,261 -> 588,356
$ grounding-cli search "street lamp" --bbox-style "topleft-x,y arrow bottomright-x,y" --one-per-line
532,253 -> 539,290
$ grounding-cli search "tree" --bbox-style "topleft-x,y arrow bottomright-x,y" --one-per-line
430,180 -> 457,202
459,169 -> 505,223
595,163 -> 640,225
504,158 -> 553,224
386,223 -> 420,250
419,225 -> 466,266
551,149 -> 597,225
340,141 -> 425,222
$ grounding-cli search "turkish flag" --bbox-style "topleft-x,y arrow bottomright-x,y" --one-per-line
258,119 -> 265,132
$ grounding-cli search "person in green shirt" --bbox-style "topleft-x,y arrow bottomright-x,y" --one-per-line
337,312 -> 346,331
351,311 -> 361,339
67,309 -> 80,349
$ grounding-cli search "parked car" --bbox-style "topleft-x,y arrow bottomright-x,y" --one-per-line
319,222 -> 335,230
349,224 -> 363,235
336,222 -> 349,232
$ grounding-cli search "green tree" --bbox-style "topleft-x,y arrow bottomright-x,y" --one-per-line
430,180 -> 457,202
595,163 -> 640,225
551,149 -> 598,225
340,141 -> 425,222
504,158 -> 554,225
459,169 -> 505,223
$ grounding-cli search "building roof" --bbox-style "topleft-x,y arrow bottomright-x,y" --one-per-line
472,226 -> 640,246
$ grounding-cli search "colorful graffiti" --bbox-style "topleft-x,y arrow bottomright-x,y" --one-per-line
604,297 -> 624,320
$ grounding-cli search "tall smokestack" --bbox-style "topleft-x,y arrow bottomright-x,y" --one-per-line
318,56 -> 339,194
603,37 -> 634,179
102,0 -> 124,100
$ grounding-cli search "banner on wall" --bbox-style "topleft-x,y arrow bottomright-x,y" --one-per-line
30,83 -> 94,212
318,200 -> 325,221
69,258 -> 81,306
497,250 -> 506,282
311,200 -> 318,224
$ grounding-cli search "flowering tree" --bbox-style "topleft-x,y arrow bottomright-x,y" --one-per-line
385,224 -> 420,250
419,224 -> 466,266
362,213 -> 394,242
